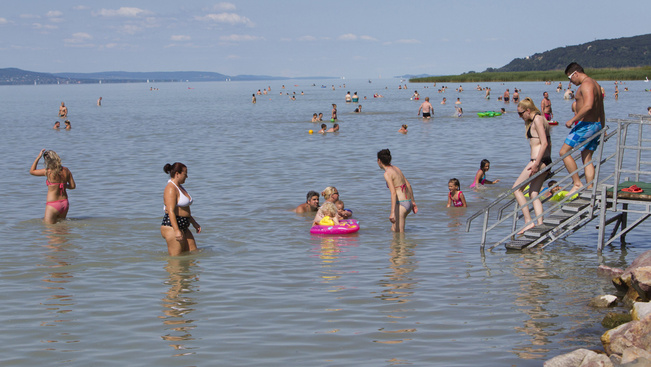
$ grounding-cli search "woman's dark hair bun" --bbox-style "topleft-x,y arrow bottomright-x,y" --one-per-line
163,163 -> 172,174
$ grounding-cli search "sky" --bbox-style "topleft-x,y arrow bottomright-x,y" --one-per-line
0,0 -> 649,78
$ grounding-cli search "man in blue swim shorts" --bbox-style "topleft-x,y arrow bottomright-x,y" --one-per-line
559,62 -> 605,194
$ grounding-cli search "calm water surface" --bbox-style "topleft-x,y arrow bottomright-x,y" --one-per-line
1,78 -> 650,366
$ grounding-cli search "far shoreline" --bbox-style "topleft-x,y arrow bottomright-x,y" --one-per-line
410,66 -> 651,83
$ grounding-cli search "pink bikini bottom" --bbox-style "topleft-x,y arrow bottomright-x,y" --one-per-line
46,199 -> 69,215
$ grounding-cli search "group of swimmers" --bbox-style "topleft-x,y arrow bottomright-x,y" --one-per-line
53,120 -> 71,130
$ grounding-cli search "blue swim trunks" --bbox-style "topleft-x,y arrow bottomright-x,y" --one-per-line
564,121 -> 602,151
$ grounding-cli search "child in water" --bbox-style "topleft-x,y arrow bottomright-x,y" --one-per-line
447,178 -> 467,208
398,124 -> 408,134
470,159 -> 500,188
318,123 -> 327,134
542,180 -> 562,198
314,202 -> 340,226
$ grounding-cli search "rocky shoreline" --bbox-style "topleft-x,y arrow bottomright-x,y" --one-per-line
544,249 -> 651,366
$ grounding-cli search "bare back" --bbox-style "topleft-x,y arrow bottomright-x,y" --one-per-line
575,77 -> 605,127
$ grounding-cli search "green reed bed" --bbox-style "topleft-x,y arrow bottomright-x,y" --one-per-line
411,67 -> 651,83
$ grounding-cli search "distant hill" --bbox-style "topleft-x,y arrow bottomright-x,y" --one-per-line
0,68 -> 337,85
488,33 -> 651,72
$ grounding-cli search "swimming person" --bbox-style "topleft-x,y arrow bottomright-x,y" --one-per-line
314,186 -> 349,223
447,178 -> 467,208
318,123 -> 327,134
161,162 -> 201,256
29,149 -> 76,224
314,202 -> 339,227
326,123 -> 339,133
295,190 -> 320,213
470,159 -> 500,188
64,120 -> 71,130
377,149 -> 417,232
514,97 -> 552,233
53,121 -> 60,129
398,124 -> 408,134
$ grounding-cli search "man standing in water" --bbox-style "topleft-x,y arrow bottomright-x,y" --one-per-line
560,62 -> 605,194
59,102 -> 68,117
418,97 -> 434,119
540,91 -> 553,121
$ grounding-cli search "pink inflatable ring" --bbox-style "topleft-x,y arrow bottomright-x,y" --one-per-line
310,219 -> 360,235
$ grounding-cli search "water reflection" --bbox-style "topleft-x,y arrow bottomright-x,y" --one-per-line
511,252 -> 555,359
39,224 -> 80,349
375,233 -> 418,345
160,258 -> 200,356
313,235 -> 359,291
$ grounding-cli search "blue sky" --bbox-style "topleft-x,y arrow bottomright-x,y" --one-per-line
1,1 -> 648,78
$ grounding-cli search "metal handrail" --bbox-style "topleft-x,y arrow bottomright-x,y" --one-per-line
466,125 -> 617,249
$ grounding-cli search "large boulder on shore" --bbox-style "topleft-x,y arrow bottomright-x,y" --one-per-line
620,346 -> 651,365
601,314 -> 651,356
631,267 -> 651,302
612,250 -> 651,304
632,302 -> 651,321
543,348 -> 612,367
589,295 -> 618,308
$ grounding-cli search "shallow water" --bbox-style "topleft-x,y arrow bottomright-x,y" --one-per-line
1,78 -> 650,366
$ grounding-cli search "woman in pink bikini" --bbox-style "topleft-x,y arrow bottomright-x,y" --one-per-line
161,162 -> 201,256
377,149 -> 418,232
30,149 -> 76,224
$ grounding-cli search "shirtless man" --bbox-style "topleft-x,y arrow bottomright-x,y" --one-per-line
540,92 -> 553,121
295,191 -> 320,213
559,62 -> 605,194
503,89 -> 510,103
59,102 -> 68,117
418,97 -> 434,118
512,88 -> 519,103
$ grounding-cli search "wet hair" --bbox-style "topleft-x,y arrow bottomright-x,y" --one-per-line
480,159 -> 490,170
320,202 -> 337,217
377,149 -> 392,165
163,162 -> 186,178
43,150 -> 63,178
449,178 -> 460,189
333,123 -> 339,128
321,124 -> 327,129
335,200 -> 344,208
306,190 -> 319,203
548,180 -> 557,188
401,124 -> 408,129
322,186 -> 338,201
565,62 -> 584,75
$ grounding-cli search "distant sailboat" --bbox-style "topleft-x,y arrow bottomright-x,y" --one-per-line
645,77 -> 649,83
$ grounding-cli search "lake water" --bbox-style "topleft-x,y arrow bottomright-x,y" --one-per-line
2,78 -> 650,366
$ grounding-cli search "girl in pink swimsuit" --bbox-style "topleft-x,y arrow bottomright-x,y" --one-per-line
29,149 -> 76,224
447,178 -> 467,208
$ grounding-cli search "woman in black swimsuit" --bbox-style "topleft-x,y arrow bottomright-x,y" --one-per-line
513,97 -> 551,233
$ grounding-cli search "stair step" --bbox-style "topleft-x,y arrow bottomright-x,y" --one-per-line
543,214 -> 573,226
561,199 -> 592,213
523,224 -> 555,238
505,240 -> 534,250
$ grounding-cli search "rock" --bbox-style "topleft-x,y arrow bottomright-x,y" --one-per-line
621,346 -> 651,365
589,295 -> 618,308
598,265 -> 624,278
631,302 -> 651,321
612,250 -> 651,304
543,348 -> 612,367
602,312 -> 632,329
631,267 -> 651,302
601,314 -> 651,356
